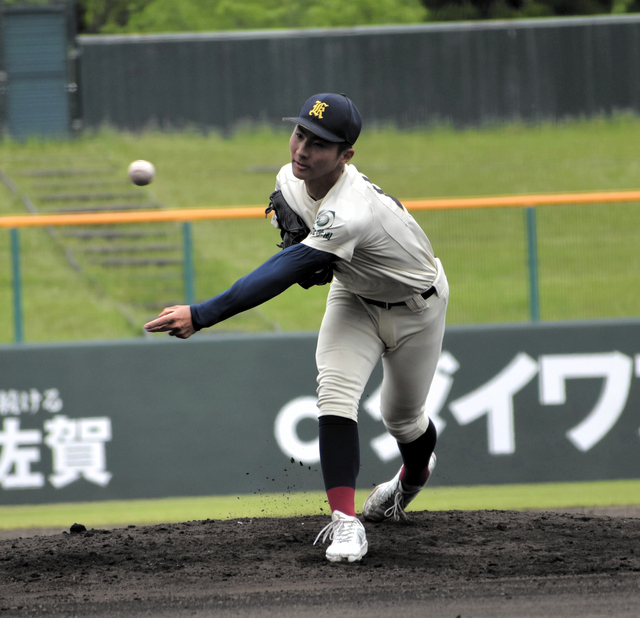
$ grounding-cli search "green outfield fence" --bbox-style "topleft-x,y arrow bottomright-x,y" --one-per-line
2,190 -> 640,343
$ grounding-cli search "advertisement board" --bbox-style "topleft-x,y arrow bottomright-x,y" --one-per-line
1,320 -> 639,505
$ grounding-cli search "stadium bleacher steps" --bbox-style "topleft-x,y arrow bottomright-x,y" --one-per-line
0,156 -> 187,327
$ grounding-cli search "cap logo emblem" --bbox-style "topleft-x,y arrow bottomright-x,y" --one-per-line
309,101 -> 329,119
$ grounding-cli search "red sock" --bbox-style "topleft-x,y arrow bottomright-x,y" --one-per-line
399,464 -> 431,488
327,486 -> 356,517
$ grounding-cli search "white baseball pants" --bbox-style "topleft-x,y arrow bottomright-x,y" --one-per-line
315,259 -> 449,443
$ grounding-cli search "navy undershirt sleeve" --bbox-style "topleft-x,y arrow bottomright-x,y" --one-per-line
190,244 -> 337,330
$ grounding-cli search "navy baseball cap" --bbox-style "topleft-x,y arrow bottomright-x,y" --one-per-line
283,93 -> 362,145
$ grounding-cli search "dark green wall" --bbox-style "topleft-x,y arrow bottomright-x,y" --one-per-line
77,16 -> 640,132
1,320 -> 639,505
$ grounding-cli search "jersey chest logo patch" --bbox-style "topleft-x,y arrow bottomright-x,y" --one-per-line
311,210 -> 335,240
315,210 -> 335,229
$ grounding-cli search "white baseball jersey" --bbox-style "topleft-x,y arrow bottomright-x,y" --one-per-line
275,163 -> 438,303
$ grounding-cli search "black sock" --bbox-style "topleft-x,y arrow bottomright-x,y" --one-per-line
318,415 -> 360,492
397,419 -> 437,487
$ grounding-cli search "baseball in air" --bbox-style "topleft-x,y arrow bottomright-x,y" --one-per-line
128,160 -> 155,186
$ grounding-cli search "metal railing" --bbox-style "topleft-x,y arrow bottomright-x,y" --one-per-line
3,189 -> 640,343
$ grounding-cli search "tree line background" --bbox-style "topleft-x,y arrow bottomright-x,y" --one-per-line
3,0 -> 640,36
76,0 -> 640,34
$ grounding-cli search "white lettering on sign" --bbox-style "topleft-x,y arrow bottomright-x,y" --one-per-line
0,388 -> 62,416
272,348 -> 640,463
449,353 -> 540,455
539,352 -> 634,452
44,416 -> 112,488
0,398 -> 113,491
274,396 -> 320,464
0,418 -> 44,489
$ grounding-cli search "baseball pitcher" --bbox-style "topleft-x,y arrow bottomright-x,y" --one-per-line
145,93 -> 449,563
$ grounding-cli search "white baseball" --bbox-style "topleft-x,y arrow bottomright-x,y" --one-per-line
128,160 -> 155,186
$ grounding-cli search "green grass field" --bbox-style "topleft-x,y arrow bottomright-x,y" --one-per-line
2,480 -> 639,530
1,115 -> 640,344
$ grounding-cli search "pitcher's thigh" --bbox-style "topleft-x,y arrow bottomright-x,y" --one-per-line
380,309 -> 446,438
316,295 -> 384,421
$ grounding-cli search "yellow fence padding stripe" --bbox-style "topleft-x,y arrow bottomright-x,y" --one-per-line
1,190 -> 640,228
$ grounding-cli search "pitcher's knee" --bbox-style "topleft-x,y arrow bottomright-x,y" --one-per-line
316,368 -> 362,422
383,412 -> 430,444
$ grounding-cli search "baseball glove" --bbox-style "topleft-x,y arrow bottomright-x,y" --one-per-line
265,190 -> 333,289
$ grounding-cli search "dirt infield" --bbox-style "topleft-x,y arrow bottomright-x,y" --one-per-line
2,508 -> 640,618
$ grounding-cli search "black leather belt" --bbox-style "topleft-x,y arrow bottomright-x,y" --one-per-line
359,286 -> 436,310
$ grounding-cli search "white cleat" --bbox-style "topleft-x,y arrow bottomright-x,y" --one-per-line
314,510 -> 368,563
362,453 -> 437,522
